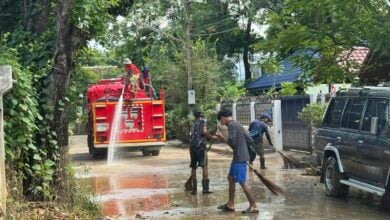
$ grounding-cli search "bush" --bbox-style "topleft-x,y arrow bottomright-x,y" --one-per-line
298,103 -> 327,127
165,105 -> 218,143
165,106 -> 192,143
279,82 -> 298,96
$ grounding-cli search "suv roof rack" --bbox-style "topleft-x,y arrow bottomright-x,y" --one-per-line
336,86 -> 390,97
362,86 -> 390,90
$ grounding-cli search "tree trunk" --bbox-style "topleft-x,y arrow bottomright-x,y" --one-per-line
51,0 -> 87,148
50,0 -> 74,147
243,18 -> 252,81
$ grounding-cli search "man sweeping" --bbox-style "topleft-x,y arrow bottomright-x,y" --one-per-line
215,109 -> 259,213
248,113 -> 273,169
187,110 -> 217,195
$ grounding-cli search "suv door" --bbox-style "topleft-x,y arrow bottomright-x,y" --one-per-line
318,98 -> 348,158
358,98 -> 389,187
339,98 -> 367,177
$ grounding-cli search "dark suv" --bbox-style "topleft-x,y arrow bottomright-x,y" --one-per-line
315,87 -> 390,206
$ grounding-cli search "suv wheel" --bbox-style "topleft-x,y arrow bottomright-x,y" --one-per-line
324,156 -> 349,197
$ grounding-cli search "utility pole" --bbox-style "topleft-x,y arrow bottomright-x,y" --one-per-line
183,0 -> 195,110
0,66 -> 13,217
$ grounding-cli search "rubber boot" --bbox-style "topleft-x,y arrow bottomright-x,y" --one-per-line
191,179 -> 197,195
260,158 -> 267,169
202,179 -> 213,194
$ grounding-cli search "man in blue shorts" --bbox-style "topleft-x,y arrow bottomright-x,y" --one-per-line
215,109 -> 259,214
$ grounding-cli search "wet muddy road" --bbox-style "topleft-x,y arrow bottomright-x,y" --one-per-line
70,136 -> 390,219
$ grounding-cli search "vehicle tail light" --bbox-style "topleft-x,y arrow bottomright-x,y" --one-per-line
96,123 -> 109,132
97,136 -> 107,142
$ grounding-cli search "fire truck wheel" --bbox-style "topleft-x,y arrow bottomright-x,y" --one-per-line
151,150 -> 160,156
87,134 -> 93,154
142,150 -> 152,156
92,148 -> 106,159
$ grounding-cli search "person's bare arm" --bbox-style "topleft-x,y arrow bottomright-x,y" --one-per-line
202,124 -> 218,141
215,131 -> 233,150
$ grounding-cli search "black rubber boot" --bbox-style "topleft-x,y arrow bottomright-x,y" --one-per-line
260,158 -> 267,169
202,179 -> 213,194
191,179 -> 197,195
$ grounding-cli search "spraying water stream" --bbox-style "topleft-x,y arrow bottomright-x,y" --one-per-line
107,86 -> 126,164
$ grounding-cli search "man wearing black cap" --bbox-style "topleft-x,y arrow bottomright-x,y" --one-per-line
187,110 -> 217,195
248,113 -> 273,169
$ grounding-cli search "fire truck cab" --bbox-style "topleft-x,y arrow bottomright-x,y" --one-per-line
86,77 -> 166,158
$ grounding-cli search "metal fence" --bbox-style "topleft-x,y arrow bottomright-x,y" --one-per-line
236,97 -> 251,125
219,95 -> 314,153
254,96 -> 273,119
280,95 -> 311,152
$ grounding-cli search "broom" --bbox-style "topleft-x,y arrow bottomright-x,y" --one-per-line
277,150 -> 300,168
184,141 -> 215,191
247,162 -> 286,196
215,130 -> 285,196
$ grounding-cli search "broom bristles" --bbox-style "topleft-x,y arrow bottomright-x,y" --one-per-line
277,150 -> 300,166
248,162 -> 286,196
184,176 -> 192,191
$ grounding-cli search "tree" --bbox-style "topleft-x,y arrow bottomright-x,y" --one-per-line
225,0 -> 285,81
257,0 -> 390,84
0,0 -> 132,200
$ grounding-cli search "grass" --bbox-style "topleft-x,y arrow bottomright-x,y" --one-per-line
6,149 -> 102,220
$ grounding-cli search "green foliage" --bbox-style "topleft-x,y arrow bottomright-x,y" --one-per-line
145,39 -> 224,142
6,163 -> 102,219
258,0 -> 390,83
217,81 -> 246,101
192,40 -> 221,107
279,82 -> 298,96
65,164 -> 102,218
266,86 -> 277,98
1,0 -> 137,209
2,25 -> 59,200
0,44 -> 48,197
71,0 -> 119,39
165,106 -> 192,142
298,103 -> 326,127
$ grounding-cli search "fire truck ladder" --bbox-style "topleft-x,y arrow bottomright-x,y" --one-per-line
151,100 -> 164,134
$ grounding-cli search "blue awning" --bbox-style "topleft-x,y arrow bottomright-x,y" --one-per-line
247,59 -> 302,91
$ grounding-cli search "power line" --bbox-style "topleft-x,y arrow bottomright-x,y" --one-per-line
191,27 -> 239,37
192,17 -> 234,31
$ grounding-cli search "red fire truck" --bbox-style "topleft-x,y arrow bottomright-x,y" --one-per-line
86,77 -> 166,158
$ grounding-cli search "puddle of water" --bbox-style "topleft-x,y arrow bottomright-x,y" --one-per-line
84,174 -> 172,217
76,147 -> 390,219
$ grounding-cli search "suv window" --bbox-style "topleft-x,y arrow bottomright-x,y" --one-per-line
341,99 -> 366,130
323,98 -> 347,127
361,99 -> 388,132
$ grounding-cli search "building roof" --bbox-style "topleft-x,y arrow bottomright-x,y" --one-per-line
246,58 -> 301,91
247,47 -> 370,91
339,47 -> 369,73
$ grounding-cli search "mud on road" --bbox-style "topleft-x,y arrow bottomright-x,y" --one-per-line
70,136 -> 390,219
